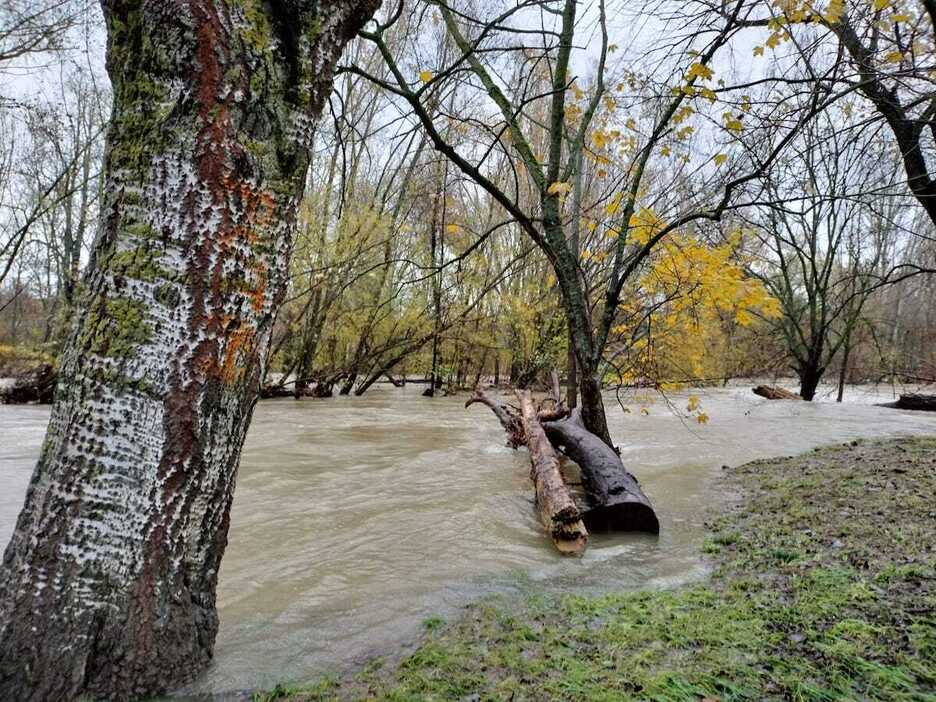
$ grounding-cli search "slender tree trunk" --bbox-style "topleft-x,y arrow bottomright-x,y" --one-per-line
0,2 -> 377,700
425,187 -> 443,397
295,287 -> 325,397
340,371 -> 358,395
472,348 -> 488,389
889,292 -> 903,383
566,322 -> 577,409
836,331 -> 854,403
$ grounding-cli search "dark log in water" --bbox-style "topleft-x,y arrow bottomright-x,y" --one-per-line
544,409 -> 660,534
0,364 -> 56,404
260,380 -> 333,399
753,385 -> 801,400
881,393 -> 936,411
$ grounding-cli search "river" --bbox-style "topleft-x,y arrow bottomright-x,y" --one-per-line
1,383 -> 934,696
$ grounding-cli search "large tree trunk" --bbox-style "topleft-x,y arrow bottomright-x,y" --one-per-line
0,3 -> 377,700
834,16 -> 936,228
544,409 -> 659,534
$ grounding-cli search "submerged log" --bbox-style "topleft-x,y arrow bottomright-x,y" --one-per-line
544,408 -> 660,534
385,373 -> 405,387
259,380 -> 332,399
0,363 -> 56,404
467,387 -> 586,553
309,381 -> 334,398
259,384 -> 294,399
515,390 -> 588,555
753,385 -> 801,401
882,393 -> 936,411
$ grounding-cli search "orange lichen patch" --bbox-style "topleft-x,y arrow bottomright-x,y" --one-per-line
216,178 -> 277,254
247,283 -> 266,314
220,326 -> 256,384
247,262 -> 269,313
238,182 -> 277,230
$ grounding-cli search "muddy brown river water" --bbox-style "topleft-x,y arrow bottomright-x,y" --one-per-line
1,383 -> 935,695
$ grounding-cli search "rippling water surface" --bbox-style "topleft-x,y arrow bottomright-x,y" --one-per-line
1,383 -> 934,694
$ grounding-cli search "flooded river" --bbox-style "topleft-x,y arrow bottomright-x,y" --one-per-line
1,383 -> 935,695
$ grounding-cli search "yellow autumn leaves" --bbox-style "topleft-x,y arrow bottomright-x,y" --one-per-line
547,181 -> 572,196
610,227 -> 781,391
752,0 -> 908,59
685,62 -> 714,82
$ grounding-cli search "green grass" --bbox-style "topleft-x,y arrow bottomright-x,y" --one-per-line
256,436 -> 936,701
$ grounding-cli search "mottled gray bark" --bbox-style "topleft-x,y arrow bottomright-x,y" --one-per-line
0,1 -> 378,700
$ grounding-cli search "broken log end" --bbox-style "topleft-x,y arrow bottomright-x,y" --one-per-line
552,525 -> 588,556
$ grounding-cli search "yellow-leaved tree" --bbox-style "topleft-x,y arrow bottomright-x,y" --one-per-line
607,218 -> 781,389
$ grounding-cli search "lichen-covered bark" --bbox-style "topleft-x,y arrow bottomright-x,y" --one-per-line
0,1 -> 378,699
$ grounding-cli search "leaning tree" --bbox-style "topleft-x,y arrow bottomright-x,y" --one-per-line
0,0 -> 378,699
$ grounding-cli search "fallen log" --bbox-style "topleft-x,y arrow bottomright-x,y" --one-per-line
0,363 -> 56,404
880,393 -> 936,411
260,385 -> 291,399
259,380 -> 332,399
752,385 -> 800,400
309,381 -> 334,398
544,408 -> 660,534
516,390 -> 588,555
466,387 -> 586,553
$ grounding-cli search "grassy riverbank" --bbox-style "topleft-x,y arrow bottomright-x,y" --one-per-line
259,436 -> 936,701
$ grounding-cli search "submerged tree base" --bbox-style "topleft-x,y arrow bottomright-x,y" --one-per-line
258,436 -> 936,701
